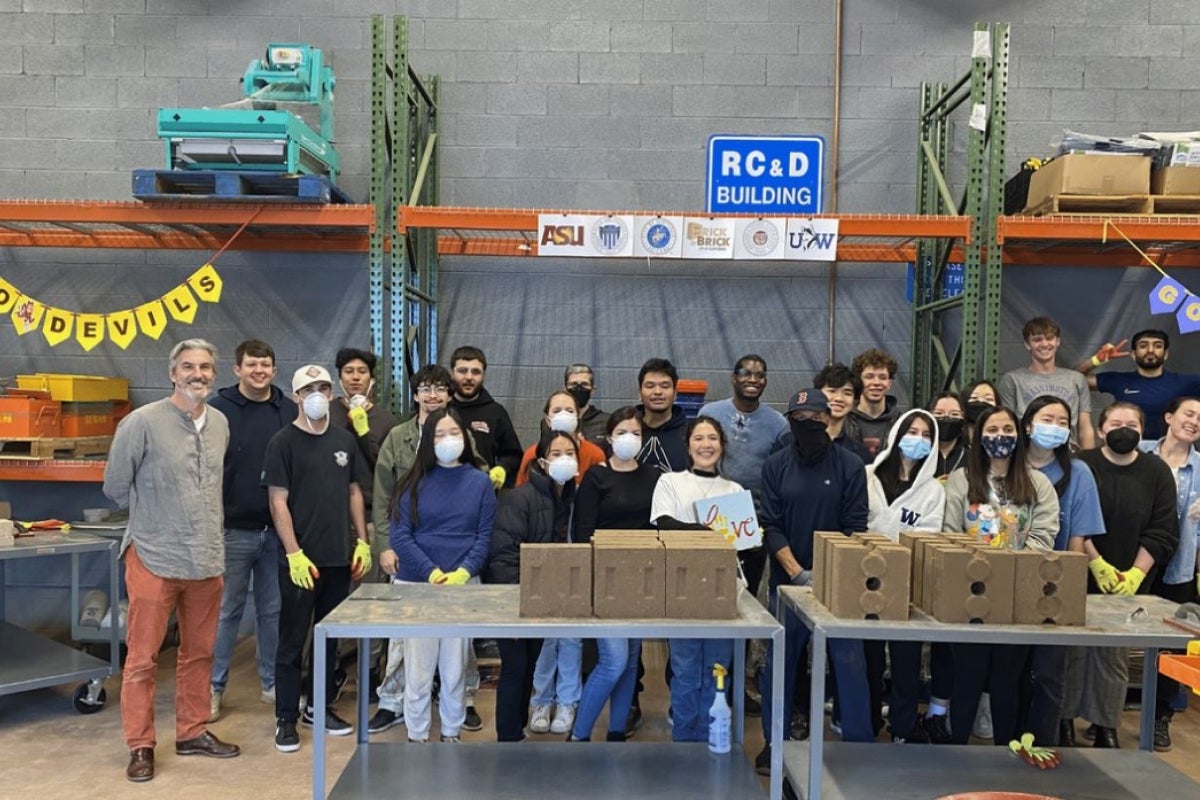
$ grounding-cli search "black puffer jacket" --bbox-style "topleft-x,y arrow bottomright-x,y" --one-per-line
485,470 -> 575,585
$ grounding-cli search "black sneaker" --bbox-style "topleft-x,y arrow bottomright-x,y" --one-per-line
275,718 -> 300,753
788,711 -> 810,741
332,669 -> 348,704
1083,722 -> 1098,741
1154,717 -> 1172,752
892,723 -> 930,744
368,707 -> 403,734
301,706 -> 353,736
754,744 -> 771,776
624,702 -> 643,738
463,705 -> 483,732
921,712 -> 952,745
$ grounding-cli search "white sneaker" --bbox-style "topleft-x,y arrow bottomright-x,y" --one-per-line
530,704 -> 552,734
209,689 -> 223,723
973,693 -> 993,740
549,703 -> 576,735
261,686 -> 276,705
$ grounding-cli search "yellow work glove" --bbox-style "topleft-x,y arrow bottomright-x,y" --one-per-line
428,567 -> 448,584
351,539 -> 372,580
488,466 -> 506,490
1088,557 -> 1122,593
286,550 -> 319,590
348,405 -> 370,437
1009,733 -> 1062,770
1114,566 -> 1146,596
444,567 -> 471,585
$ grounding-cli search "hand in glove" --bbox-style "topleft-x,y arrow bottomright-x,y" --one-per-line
1114,566 -> 1146,596
351,539 -> 372,580
1090,339 -> 1129,366
790,569 -> 813,587
286,550 -> 320,590
1009,733 -> 1062,770
488,466 -> 506,490
348,406 -> 370,437
444,567 -> 471,585
428,567 -> 448,584
1088,557 -> 1122,593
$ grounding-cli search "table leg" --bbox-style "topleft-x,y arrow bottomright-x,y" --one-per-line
358,637 -> 370,744
809,627 -> 826,800
733,636 -> 745,744
1141,646 -> 1159,752
313,627 -> 327,800
108,543 -> 120,672
770,604 -> 785,800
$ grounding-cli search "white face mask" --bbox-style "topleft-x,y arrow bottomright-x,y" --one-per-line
302,392 -> 329,421
548,410 -> 578,434
434,435 -> 465,465
610,432 -> 642,461
545,455 -> 579,485
348,394 -> 369,410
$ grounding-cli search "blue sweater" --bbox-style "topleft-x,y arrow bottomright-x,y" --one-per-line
759,443 -> 868,587
389,464 -> 497,582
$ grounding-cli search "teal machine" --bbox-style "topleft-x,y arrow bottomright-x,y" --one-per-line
156,43 -> 340,181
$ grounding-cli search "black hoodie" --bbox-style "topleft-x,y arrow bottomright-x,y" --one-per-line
208,384 -> 298,530
636,403 -> 689,473
451,387 -> 524,487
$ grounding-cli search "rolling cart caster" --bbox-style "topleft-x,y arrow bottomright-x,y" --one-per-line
72,680 -> 107,714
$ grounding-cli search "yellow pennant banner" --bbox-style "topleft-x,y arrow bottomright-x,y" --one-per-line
1,265 -> 223,350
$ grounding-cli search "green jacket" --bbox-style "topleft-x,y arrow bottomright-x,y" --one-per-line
372,416 -> 421,535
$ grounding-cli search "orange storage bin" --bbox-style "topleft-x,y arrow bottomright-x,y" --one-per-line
113,399 -> 132,422
16,373 -> 129,402
676,379 -> 709,395
0,393 -> 62,437
60,401 -> 115,437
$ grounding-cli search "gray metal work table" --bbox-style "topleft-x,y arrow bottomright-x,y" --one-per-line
312,583 -> 785,800
0,532 -> 120,711
779,587 -> 1199,800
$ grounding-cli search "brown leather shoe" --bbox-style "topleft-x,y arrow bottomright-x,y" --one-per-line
175,730 -> 240,758
126,747 -> 154,782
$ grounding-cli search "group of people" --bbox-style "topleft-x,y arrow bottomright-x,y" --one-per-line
101,315 -> 1200,783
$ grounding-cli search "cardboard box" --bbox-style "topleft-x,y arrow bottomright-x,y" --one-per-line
826,540 -> 911,621
928,545 -> 1016,624
1024,153 -> 1150,211
1011,550 -> 1088,626
593,537 -> 665,618
1165,141 -> 1200,167
663,538 -> 738,619
1152,165 -> 1200,195
519,544 -> 593,618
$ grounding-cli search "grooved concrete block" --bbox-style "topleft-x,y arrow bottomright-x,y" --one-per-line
547,21 -> 611,53
672,85 -> 799,118
297,18 -> 367,49
611,22 -> 672,54
55,76 -> 116,107
639,53 -> 703,85
734,23 -> 799,55
708,0 -> 768,22
929,545 -> 1016,625
519,543 -> 593,618
485,20 -> 551,53
0,13 -> 54,45
812,530 -> 844,606
26,0 -> 82,12
85,45 -> 145,77
425,19 -> 491,51
1012,551 -> 1087,626
896,531 -> 943,611
673,23 -> 736,54
54,13 -> 114,44
1149,56 -> 1200,90
0,75 -> 56,107
1084,56 -> 1150,89
593,535 -> 665,619
548,84 -> 610,117
23,45 -> 85,75
703,54 -> 766,86
662,535 -> 738,619
766,54 -> 833,87
517,52 -> 578,84
457,51 -> 517,83
486,84 -> 547,115
579,53 -> 640,85
116,16 -> 176,47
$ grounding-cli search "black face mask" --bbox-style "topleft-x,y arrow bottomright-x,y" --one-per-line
965,401 -> 994,425
937,418 -> 964,442
790,418 -> 831,462
566,385 -> 592,410
1105,426 -> 1140,455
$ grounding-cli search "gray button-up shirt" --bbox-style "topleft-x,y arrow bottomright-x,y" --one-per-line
103,397 -> 229,580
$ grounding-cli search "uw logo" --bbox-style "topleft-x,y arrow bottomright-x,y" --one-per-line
789,224 -> 837,251
899,508 -> 922,526
540,225 -> 585,247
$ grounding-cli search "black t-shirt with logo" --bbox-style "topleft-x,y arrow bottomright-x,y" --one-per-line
263,423 -> 370,567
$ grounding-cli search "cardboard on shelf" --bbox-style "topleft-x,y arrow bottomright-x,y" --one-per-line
1011,550 -> 1088,626
1151,165 -> 1200,195
518,544 -> 593,618
662,537 -> 738,619
1024,153 -> 1151,212
593,536 -> 665,618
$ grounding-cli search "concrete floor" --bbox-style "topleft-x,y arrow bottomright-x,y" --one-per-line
1,638 -> 1198,799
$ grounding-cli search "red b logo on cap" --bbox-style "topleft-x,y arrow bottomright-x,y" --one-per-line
796,390 -> 807,404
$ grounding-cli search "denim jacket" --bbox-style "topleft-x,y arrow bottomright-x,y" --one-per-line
1140,439 -> 1200,585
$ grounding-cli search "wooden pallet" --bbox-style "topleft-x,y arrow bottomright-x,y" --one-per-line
1151,194 -> 1200,215
132,169 -> 352,204
0,435 -> 112,460
1024,194 -> 1153,216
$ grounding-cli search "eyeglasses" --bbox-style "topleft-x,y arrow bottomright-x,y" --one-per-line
933,412 -> 964,420
416,385 -> 449,396
733,369 -> 767,380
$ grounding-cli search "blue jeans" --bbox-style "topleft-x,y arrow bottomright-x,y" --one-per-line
532,637 -> 582,706
669,638 -> 734,742
758,587 -> 874,743
210,528 -> 281,692
572,638 -> 640,740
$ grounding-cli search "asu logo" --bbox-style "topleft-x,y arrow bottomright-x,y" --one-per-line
540,225 -> 585,247
334,450 -> 349,467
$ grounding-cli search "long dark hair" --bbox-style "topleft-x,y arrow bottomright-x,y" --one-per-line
389,407 -> 485,526
1021,395 -> 1073,498
531,429 -> 577,476
929,392 -> 968,449
685,415 -> 727,474
875,411 -> 936,504
966,405 -> 1037,507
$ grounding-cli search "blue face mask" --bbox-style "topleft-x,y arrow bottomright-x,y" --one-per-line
1029,422 -> 1070,450
897,434 -> 932,460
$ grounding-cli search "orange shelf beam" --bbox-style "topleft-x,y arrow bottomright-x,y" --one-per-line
0,459 -> 107,482
997,214 -> 1200,245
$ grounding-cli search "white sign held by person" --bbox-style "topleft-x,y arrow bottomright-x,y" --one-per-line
694,490 -> 762,551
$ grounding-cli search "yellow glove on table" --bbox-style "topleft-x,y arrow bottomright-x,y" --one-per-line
286,550 -> 320,590
1114,566 -> 1146,596
1088,557 -> 1121,593
1009,733 -> 1061,770
488,466 -> 506,490
428,567 -> 448,584
348,406 -> 370,437
444,567 -> 471,585
351,539 -> 372,579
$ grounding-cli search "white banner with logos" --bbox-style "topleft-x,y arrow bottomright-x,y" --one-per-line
632,215 -> 685,258
681,217 -> 737,259
784,217 -> 840,261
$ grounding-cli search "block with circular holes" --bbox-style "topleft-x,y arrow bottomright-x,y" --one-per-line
826,538 -> 911,621
927,544 -> 1016,624
1011,550 -> 1088,625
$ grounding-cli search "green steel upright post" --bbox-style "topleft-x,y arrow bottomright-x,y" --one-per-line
960,22 -> 991,386
982,23 -> 1010,383
911,82 -> 936,406
424,75 -> 440,371
391,15 -> 410,416
368,17 -> 386,381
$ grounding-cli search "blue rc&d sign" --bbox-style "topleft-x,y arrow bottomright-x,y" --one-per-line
706,135 -> 825,215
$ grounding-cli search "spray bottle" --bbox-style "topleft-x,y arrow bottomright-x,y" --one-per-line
708,663 -> 731,754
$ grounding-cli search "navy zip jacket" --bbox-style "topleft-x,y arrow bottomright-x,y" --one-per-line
208,384 -> 297,530
759,442 -> 868,587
